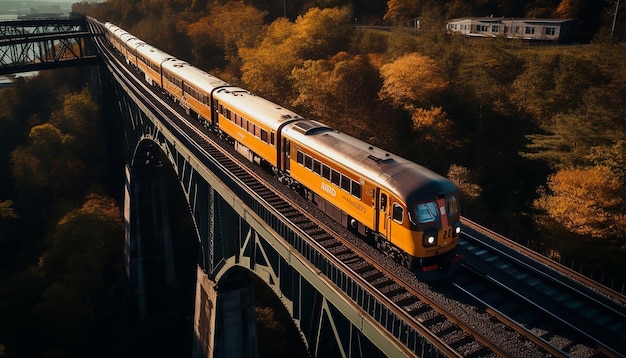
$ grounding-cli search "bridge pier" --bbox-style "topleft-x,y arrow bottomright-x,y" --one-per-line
193,267 -> 258,358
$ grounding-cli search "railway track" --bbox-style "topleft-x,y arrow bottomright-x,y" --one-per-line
91,21 -> 626,357
457,225 -> 626,357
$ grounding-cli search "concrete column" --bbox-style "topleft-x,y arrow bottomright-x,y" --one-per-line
214,269 -> 258,358
193,266 -> 217,358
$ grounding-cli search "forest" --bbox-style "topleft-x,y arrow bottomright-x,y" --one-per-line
0,0 -> 624,356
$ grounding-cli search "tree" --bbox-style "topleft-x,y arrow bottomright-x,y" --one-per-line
35,193 -> 123,355
383,0 -> 420,25
534,166 -> 625,238
289,6 -> 353,60
291,52 -> 380,131
378,53 -> 446,110
510,53 -> 554,121
447,164 -> 483,199
10,123 -> 86,211
0,200 -> 18,245
411,106 -> 455,139
585,140 -> 625,180
522,86 -> 622,171
239,18 -> 301,103
186,1 -> 267,72
552,0 -> 582,18
50,87 -> 103,164
241,7 -> 352,102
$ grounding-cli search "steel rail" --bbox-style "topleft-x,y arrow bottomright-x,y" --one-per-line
462,217 -> 626,306
461,229 -> 625,357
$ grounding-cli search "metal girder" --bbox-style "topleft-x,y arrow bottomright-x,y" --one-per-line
0,18 -> 99,75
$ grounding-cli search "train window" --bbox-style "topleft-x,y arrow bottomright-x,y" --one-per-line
447,195 -> 459,215
313,160 -> 321,175
380,194 -> 387,211
340,175 -> 351,192
392,203 -> 404,223
242,118 -> 248,130
322,165 -> 331,180
255,125 -> 262,138
270,132 -> 275,146
351,182 -> 361,199
225,109 -> 231,120
297,151 -> 304,165
331,170 -> 340,186
261,129 -> 268,143
416,202 -> 439,223
304,155 -> 313,170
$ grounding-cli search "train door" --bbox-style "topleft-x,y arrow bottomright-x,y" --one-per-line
282,138 -> 291,173
377,189 -> 392,239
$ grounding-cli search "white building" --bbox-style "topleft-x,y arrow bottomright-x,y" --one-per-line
446,17 -> 576,42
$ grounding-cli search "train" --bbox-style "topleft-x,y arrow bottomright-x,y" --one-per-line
103,21 -> 462,273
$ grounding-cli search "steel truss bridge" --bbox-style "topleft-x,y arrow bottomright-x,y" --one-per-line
0,15 -> 99,75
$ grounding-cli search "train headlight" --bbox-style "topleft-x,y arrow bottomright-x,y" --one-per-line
423,231 -> 438,247
454,224 -> 461,236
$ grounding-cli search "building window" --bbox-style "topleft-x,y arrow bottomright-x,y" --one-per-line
545,27 -> 556,35
492,25 -> 499,33
525,26 -> 535,34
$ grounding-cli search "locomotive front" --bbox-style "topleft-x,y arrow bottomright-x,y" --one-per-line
398,171 -> 462,271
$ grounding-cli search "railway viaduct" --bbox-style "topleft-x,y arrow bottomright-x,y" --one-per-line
0,15 -> 441,358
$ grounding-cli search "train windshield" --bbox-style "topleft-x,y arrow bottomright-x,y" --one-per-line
416,202 -> 439,223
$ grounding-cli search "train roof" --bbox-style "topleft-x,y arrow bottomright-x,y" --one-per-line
104,22 -> 118,32
136,43 -> 174,64
213,88 -> 303,131
282,120 -> 456,202
162,60 -> 230,92
119,32 -> 142,46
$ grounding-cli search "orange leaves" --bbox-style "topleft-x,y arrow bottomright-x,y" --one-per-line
552,0 -> 581,19
535,166 -> 625,238
378,53 -> 446,109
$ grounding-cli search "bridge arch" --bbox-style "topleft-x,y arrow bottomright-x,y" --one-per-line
125,137 -> 199,355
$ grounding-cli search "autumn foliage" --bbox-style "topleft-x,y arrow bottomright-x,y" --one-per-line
535,167 -> 625,238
